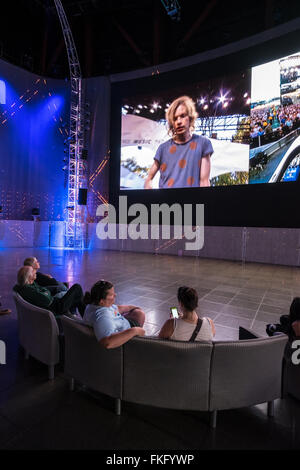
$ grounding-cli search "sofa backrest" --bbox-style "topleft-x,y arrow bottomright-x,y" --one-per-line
123,336 -> 213,411
209,335 -> 288,411
13,291 -> 60,366
60,317 -> 288,412
61,316 -> 123,399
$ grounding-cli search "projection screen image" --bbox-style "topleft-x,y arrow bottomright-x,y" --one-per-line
120,70 -> 251,189
120,50 -> 300,189
250,51 -> 300,183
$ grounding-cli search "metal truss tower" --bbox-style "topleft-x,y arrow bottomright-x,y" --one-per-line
54,0 -> 87,248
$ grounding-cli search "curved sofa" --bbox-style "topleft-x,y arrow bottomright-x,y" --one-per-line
61,316 -> 287,427
13,291 -> 60,380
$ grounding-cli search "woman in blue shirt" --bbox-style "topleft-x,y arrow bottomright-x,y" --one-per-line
83,280 -> 145,348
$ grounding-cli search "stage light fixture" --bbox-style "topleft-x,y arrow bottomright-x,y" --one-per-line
64,136 -> 74,143
160,0 -> 181,21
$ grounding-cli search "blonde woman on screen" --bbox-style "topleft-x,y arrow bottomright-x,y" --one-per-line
144,96 -> 213,189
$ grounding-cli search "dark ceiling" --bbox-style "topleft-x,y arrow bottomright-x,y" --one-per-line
1,0 -> 300,78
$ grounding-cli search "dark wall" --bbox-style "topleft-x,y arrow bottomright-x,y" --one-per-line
84,76 -> 110,221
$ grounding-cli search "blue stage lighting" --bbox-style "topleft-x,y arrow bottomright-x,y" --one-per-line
0,80 -> 5,104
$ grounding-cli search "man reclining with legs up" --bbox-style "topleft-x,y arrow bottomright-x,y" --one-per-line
14,266 -> 85,317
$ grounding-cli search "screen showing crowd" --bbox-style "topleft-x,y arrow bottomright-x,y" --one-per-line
250,51 -> 300,183
120,51 -> 300,189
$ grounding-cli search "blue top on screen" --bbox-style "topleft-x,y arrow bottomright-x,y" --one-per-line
154,134 -> 214,189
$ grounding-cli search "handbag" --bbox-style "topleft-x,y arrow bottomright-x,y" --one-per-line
189,318 -> 203,342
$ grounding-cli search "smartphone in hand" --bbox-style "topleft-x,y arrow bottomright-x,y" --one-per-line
170,307 -> 179,319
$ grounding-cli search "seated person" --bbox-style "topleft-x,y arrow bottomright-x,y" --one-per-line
23,257 -> 67,295
267,297 -> 300,339
292,322 -> 300,338
288,297 -> 300,340
83,280 -> 145,349
158,286 -> 215,341
14,266 -> 85,317
281,298 -> 300,399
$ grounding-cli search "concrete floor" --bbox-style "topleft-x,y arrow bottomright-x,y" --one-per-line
0,247 -> 300,450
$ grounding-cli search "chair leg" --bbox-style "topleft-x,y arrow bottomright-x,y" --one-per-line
210,410 -> 217,428
69,378 -> 75,391
48,365 -> 55,380
115,398 -> 121,416
267,400 -> 274,417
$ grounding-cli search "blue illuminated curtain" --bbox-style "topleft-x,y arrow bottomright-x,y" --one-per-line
0,60 -> 69,220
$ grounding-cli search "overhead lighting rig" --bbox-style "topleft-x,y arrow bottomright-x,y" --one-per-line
54,0 -> 88,249
160,0 -> 181,21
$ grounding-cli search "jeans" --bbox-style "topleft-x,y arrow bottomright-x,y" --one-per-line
50,283 -> 85,317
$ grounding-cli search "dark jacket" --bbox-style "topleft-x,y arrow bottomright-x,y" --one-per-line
36,271 -> 60,287
13,282 -> 53,309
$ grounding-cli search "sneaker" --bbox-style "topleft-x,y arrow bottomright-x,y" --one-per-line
0,309 -> 11,316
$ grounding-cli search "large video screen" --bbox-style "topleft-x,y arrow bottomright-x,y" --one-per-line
120,51 -> 300,189
250,51 -> 300,183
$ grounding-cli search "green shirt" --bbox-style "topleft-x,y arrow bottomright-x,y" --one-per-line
13,282 -> 54,309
